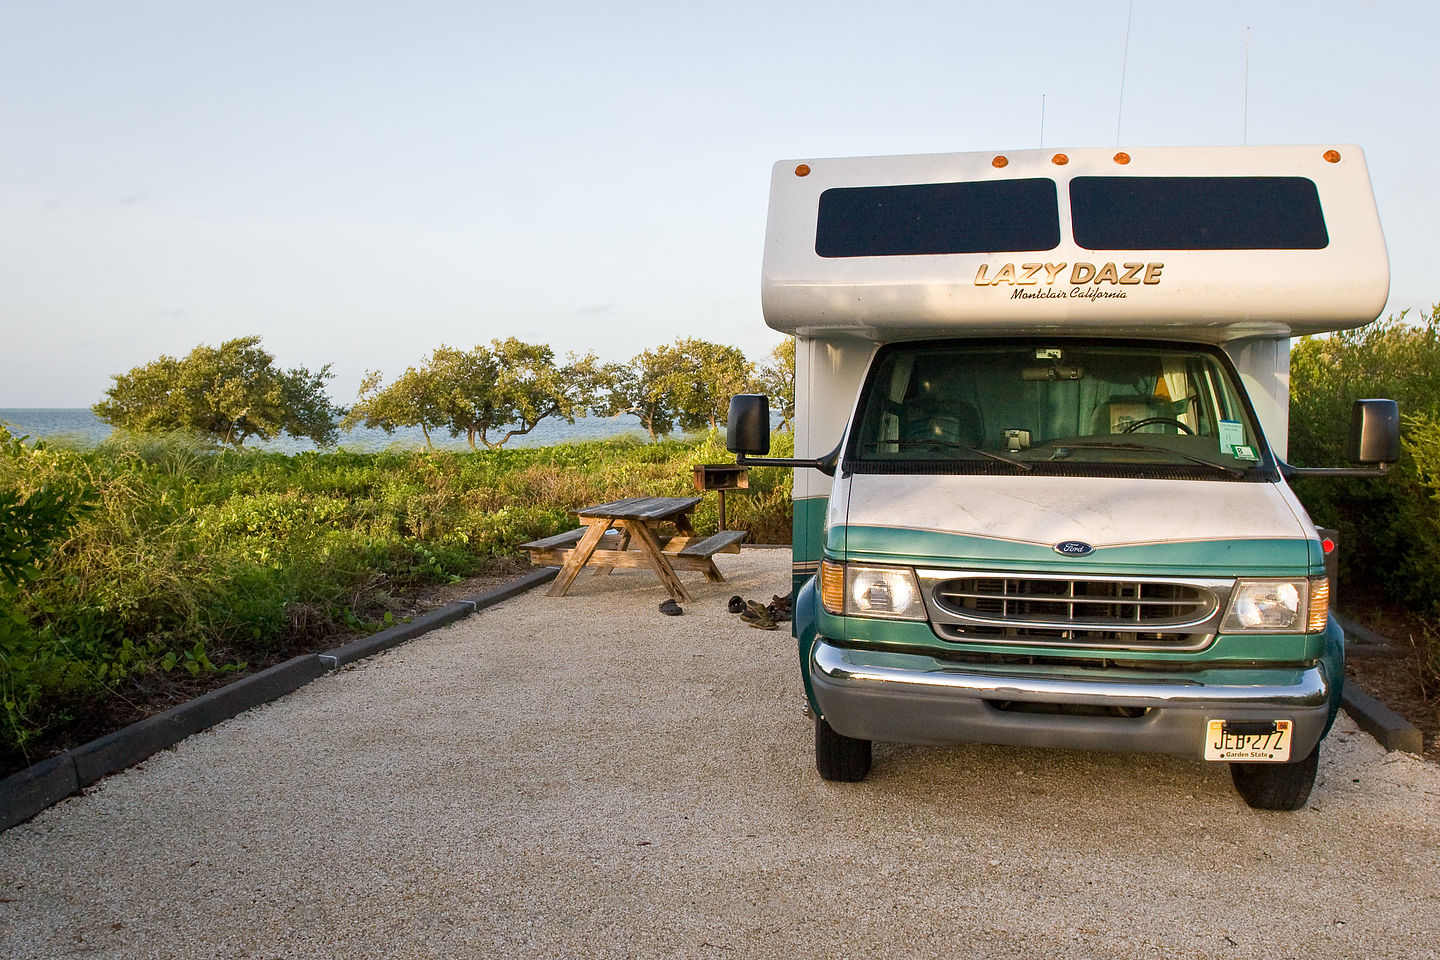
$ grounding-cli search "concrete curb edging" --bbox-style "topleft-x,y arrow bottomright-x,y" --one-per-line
0,566 -> 558,832
319,567 -> 555,669
1342,684 -> 1426,755
1333,616 -> 1428,755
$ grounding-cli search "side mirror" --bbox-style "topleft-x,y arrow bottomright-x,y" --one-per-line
1349,399 -> 1399,465
727,394 -> 770,456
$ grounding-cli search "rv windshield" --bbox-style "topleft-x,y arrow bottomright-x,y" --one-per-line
848,341 -> 1270,478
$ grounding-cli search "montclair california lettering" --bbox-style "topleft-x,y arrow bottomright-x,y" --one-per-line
974,261 -> 1164,301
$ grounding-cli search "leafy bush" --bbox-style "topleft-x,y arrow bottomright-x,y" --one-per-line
0,429 -> 794,770
1289,307 -> 1440,610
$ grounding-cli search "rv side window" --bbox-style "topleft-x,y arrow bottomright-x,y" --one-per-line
815,179 -> 1061,258
850,341 -> 1267,477
1070,176 -> 1329,250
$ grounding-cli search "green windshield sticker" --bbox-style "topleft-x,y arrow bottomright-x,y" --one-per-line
1232,444 -> 1259,461
1219,419 -> 1244,455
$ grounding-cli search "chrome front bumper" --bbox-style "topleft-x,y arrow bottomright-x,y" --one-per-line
809,639 -> 1334,759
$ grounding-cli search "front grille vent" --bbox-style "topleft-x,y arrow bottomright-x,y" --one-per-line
924,573 -> 1226,651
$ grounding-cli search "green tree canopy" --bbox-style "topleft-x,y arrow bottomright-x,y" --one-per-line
93,336 -> 341,447
757,337 -> 796,430
1289,306 -> 1440,609
345,367 -> 444,448
599,338 -> 756,440
598,347 -> 682,441
352,339 -> 603,450
663,338 -> 756,433
1290,310 -> 1440,463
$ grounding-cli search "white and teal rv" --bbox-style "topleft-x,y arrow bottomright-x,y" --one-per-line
727,145 -> 1398,810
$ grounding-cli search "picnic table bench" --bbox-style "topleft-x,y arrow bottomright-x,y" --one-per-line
519,496 -> 746,602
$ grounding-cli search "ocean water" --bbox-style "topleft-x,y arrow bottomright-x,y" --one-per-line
0,408 -> 652,453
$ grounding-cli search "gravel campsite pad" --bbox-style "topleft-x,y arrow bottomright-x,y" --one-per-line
2,549 -> 1438,959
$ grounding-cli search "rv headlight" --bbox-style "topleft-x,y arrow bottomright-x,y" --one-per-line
1221,579 -> 1325,634
843,564 -> 927,620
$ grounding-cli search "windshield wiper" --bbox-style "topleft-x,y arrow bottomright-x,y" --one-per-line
870,440 -> 1034,472
1046,441 -> 1248,477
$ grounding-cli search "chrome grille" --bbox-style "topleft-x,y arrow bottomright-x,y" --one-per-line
921,571 -> 1227,651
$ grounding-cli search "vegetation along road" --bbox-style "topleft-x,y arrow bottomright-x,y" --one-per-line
2,550 -> 1436,960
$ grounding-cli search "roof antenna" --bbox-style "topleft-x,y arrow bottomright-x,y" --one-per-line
1040,93 -> 1046,148
1116,0 -> 1134,146
1243,26 -> 1251,145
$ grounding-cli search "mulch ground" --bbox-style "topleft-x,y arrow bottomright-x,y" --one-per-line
1342,601 -> 1440,761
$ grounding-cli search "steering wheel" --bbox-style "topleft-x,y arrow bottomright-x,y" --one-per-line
1122,416 -> 1194,435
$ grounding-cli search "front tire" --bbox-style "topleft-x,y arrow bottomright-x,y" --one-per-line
1229,747 -> 1319,811
815,716 -> 872,782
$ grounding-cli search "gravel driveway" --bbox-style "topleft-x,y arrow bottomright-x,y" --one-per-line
2,548 -> 1438,959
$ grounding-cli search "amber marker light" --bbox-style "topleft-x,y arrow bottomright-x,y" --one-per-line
820,560 -> 845,614
1051,153 -> 1069,165
1323,149 -> 1342,163
991,155 -> 1009,168
1308,577 -> 1331,633
1113,152 -> 1131,165
795,163 -> 811,177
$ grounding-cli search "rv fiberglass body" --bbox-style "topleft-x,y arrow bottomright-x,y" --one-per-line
727,145 -> 1398,810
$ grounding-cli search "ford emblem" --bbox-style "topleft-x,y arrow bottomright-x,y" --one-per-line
1053,540 -> 1094,557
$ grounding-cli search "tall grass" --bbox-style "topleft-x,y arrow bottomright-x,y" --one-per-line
0,430 -> 793,770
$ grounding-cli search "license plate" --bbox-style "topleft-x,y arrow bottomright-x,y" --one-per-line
1204,719 -> 1292,762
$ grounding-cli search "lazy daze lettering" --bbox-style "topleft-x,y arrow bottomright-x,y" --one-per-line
974,261 -> 1164,301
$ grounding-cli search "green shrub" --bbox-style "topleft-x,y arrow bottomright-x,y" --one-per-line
0,430 -> 797,769
1289,307 -> 1440,612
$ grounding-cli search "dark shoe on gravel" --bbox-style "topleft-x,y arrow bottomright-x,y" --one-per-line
727,595 -> 746,614
659,599 -> 683,616
740,600 -> 770,622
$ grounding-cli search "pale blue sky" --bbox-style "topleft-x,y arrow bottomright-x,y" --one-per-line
3,0 -> 1435,406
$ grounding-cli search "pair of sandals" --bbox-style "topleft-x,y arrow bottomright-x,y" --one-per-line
658,593 -> 795,626
727,594 -> 793,630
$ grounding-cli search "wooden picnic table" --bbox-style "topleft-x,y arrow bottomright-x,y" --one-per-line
519,496 -> 746,603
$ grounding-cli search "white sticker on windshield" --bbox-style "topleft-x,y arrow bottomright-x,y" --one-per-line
1219,420 -> 1245,454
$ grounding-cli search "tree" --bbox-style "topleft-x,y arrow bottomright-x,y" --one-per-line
352,339 -> 603,450
597,347 -> 683,441
93,336 -> 341,447
663,338 -> 756,433
600,338 -> 757,440
345,367 -> 444,448
757,338 -> 796,430
476,338 -> 605,449
1289,309 -> 1440,464
1289,306 -> 1440,610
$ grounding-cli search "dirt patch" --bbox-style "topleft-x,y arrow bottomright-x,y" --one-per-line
405,556 -> 534,612
1342,603 -> 1440,762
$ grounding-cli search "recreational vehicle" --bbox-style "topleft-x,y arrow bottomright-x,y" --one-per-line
728,145 -> 1398,810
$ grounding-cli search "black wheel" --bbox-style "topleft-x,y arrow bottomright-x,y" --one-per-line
815,716 -> 872,782
1122,416 -> 1194,434
1229,747 -> 1319,811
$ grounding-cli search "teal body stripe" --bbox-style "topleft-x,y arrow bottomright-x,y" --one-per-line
793,496 -> 828,564
833,524 -> 1321,577
792,496 -> 828,599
